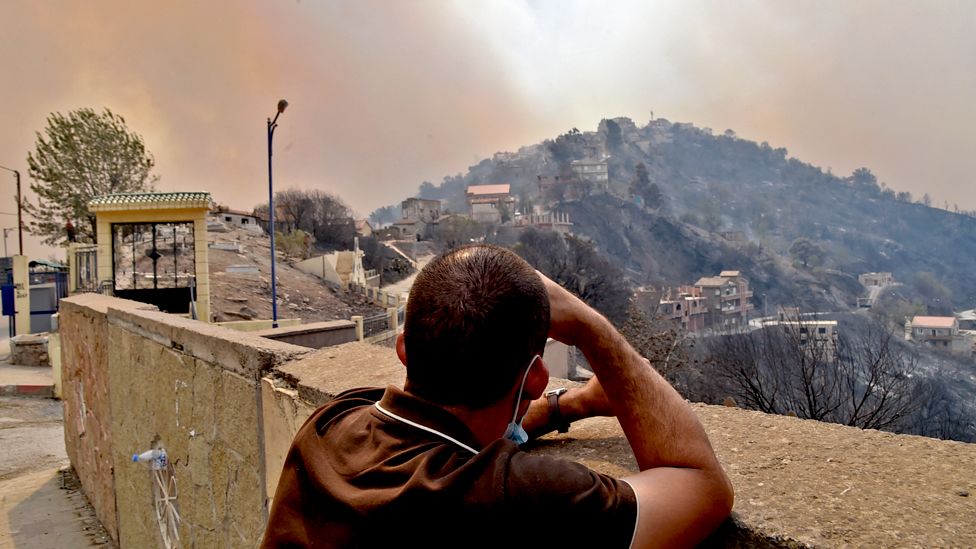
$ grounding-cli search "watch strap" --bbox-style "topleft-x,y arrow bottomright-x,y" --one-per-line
546,388 -> 570,434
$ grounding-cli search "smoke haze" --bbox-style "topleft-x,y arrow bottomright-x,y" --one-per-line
1,0 -> 974,258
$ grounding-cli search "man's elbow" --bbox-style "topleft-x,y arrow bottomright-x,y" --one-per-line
709,470 -> 735,522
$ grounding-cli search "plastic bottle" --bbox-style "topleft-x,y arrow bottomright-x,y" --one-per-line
132,449 -> 168,470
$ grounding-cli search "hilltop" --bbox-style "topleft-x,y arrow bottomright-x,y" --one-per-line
400,117 -> 976,313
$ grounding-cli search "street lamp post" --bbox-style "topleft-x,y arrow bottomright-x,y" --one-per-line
267,99 -> 288,328
0,164 -> 23,255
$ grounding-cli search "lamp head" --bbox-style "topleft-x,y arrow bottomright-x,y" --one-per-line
277,99 -> 289,114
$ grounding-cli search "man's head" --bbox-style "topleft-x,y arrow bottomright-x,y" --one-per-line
401,244 -> 550,409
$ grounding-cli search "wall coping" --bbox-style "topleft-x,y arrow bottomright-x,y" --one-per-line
273,341 -> 976,548
62,294 -> 312,379
252,320 -> 355,340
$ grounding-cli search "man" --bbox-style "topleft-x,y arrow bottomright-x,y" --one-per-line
263,244 -> 733,548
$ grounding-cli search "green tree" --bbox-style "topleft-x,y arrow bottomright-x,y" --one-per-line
435,216 -> 485,249
25,108 -> 158,245
497,201 -> 513,224
368,205 -> 399,227
700,196 -> 723,232
912,271 -> 952,314
629,163 -> 664,209
514,228 -> 631,325
849,167 -> 879,195
603,118 -> 623,150
788,237 -> 826,268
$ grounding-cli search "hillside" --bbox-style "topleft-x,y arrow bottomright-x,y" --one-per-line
207,225 -> 382,323
403,117 -> 976,313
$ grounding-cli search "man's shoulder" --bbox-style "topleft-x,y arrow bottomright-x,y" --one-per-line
297,386 -> 385,435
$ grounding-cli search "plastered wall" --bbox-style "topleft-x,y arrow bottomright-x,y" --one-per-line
59,294 -> 309,547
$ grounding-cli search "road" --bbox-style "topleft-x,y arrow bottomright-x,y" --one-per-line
381,254 -> 435,300
0,396 -> 111,547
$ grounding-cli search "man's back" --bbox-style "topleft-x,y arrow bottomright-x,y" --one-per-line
262,387 -> 637,548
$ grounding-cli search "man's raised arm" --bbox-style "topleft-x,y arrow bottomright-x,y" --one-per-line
540,273 -> 733,548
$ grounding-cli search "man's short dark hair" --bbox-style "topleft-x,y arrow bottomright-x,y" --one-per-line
403,244 -> 550,409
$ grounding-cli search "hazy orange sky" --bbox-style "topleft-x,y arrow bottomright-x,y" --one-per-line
1,0 -> 974,258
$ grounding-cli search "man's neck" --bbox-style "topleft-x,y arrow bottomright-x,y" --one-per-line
402,386 -> 514,449
446,403 -> 512,449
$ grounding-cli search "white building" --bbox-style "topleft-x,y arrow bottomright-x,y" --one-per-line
212,208 -> 262,233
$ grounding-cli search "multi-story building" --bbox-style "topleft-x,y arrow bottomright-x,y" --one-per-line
695,270 -> 754,329
767,307 -> 839,358
401,198 -> 441,224
466,184 -> 515,224
657,286 -> 708,333
570,159 -> 609,193
858,272 -> 894,287
537,175 -> 580,202
389,198 -> 443,240
512,212 -> 572,235
906,316 -> 972,356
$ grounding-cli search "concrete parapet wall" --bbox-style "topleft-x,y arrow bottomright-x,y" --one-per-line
59,302 -> 976,548
252,320 -> 357,349
269,342 -> 976,548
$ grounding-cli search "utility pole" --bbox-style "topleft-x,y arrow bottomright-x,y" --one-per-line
0,165 -> 23,255
2,227 -> 13,257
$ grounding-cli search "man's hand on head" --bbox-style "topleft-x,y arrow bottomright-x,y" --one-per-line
536,270 -> 600,347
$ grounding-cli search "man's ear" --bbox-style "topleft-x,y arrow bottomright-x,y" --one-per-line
395,333 -> 407,367
525,355 -> 549,401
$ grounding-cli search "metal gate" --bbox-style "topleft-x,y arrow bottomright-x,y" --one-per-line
111,221 -> 196,314
73,244 -> 99,292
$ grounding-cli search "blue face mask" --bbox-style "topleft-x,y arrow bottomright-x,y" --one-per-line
504,355 -> 541,446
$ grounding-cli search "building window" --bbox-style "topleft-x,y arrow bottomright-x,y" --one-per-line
225,216 -> 232,222
818,327 -> 827,335
242,218 -> 249,225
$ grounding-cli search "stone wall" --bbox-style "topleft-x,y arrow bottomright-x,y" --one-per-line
60,295 -> 155,543
59,294 -> 310,547
60,295 -> 976,548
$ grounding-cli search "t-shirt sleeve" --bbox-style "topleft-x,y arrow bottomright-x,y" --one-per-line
503,448 -> 638,548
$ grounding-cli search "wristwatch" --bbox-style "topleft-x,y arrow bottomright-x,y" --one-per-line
545,387 -> 571,433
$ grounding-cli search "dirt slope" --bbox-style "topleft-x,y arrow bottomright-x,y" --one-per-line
207,225 -> 382,323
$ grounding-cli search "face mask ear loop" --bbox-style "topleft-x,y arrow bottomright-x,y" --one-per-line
510,355 -> 540,424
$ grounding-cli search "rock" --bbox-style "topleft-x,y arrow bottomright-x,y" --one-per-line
239,306 -> 258,319
227,297 -> 249,303
10,334 -> 50,367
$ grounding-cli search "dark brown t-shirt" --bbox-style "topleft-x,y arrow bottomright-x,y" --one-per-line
263,386 -> 637,548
